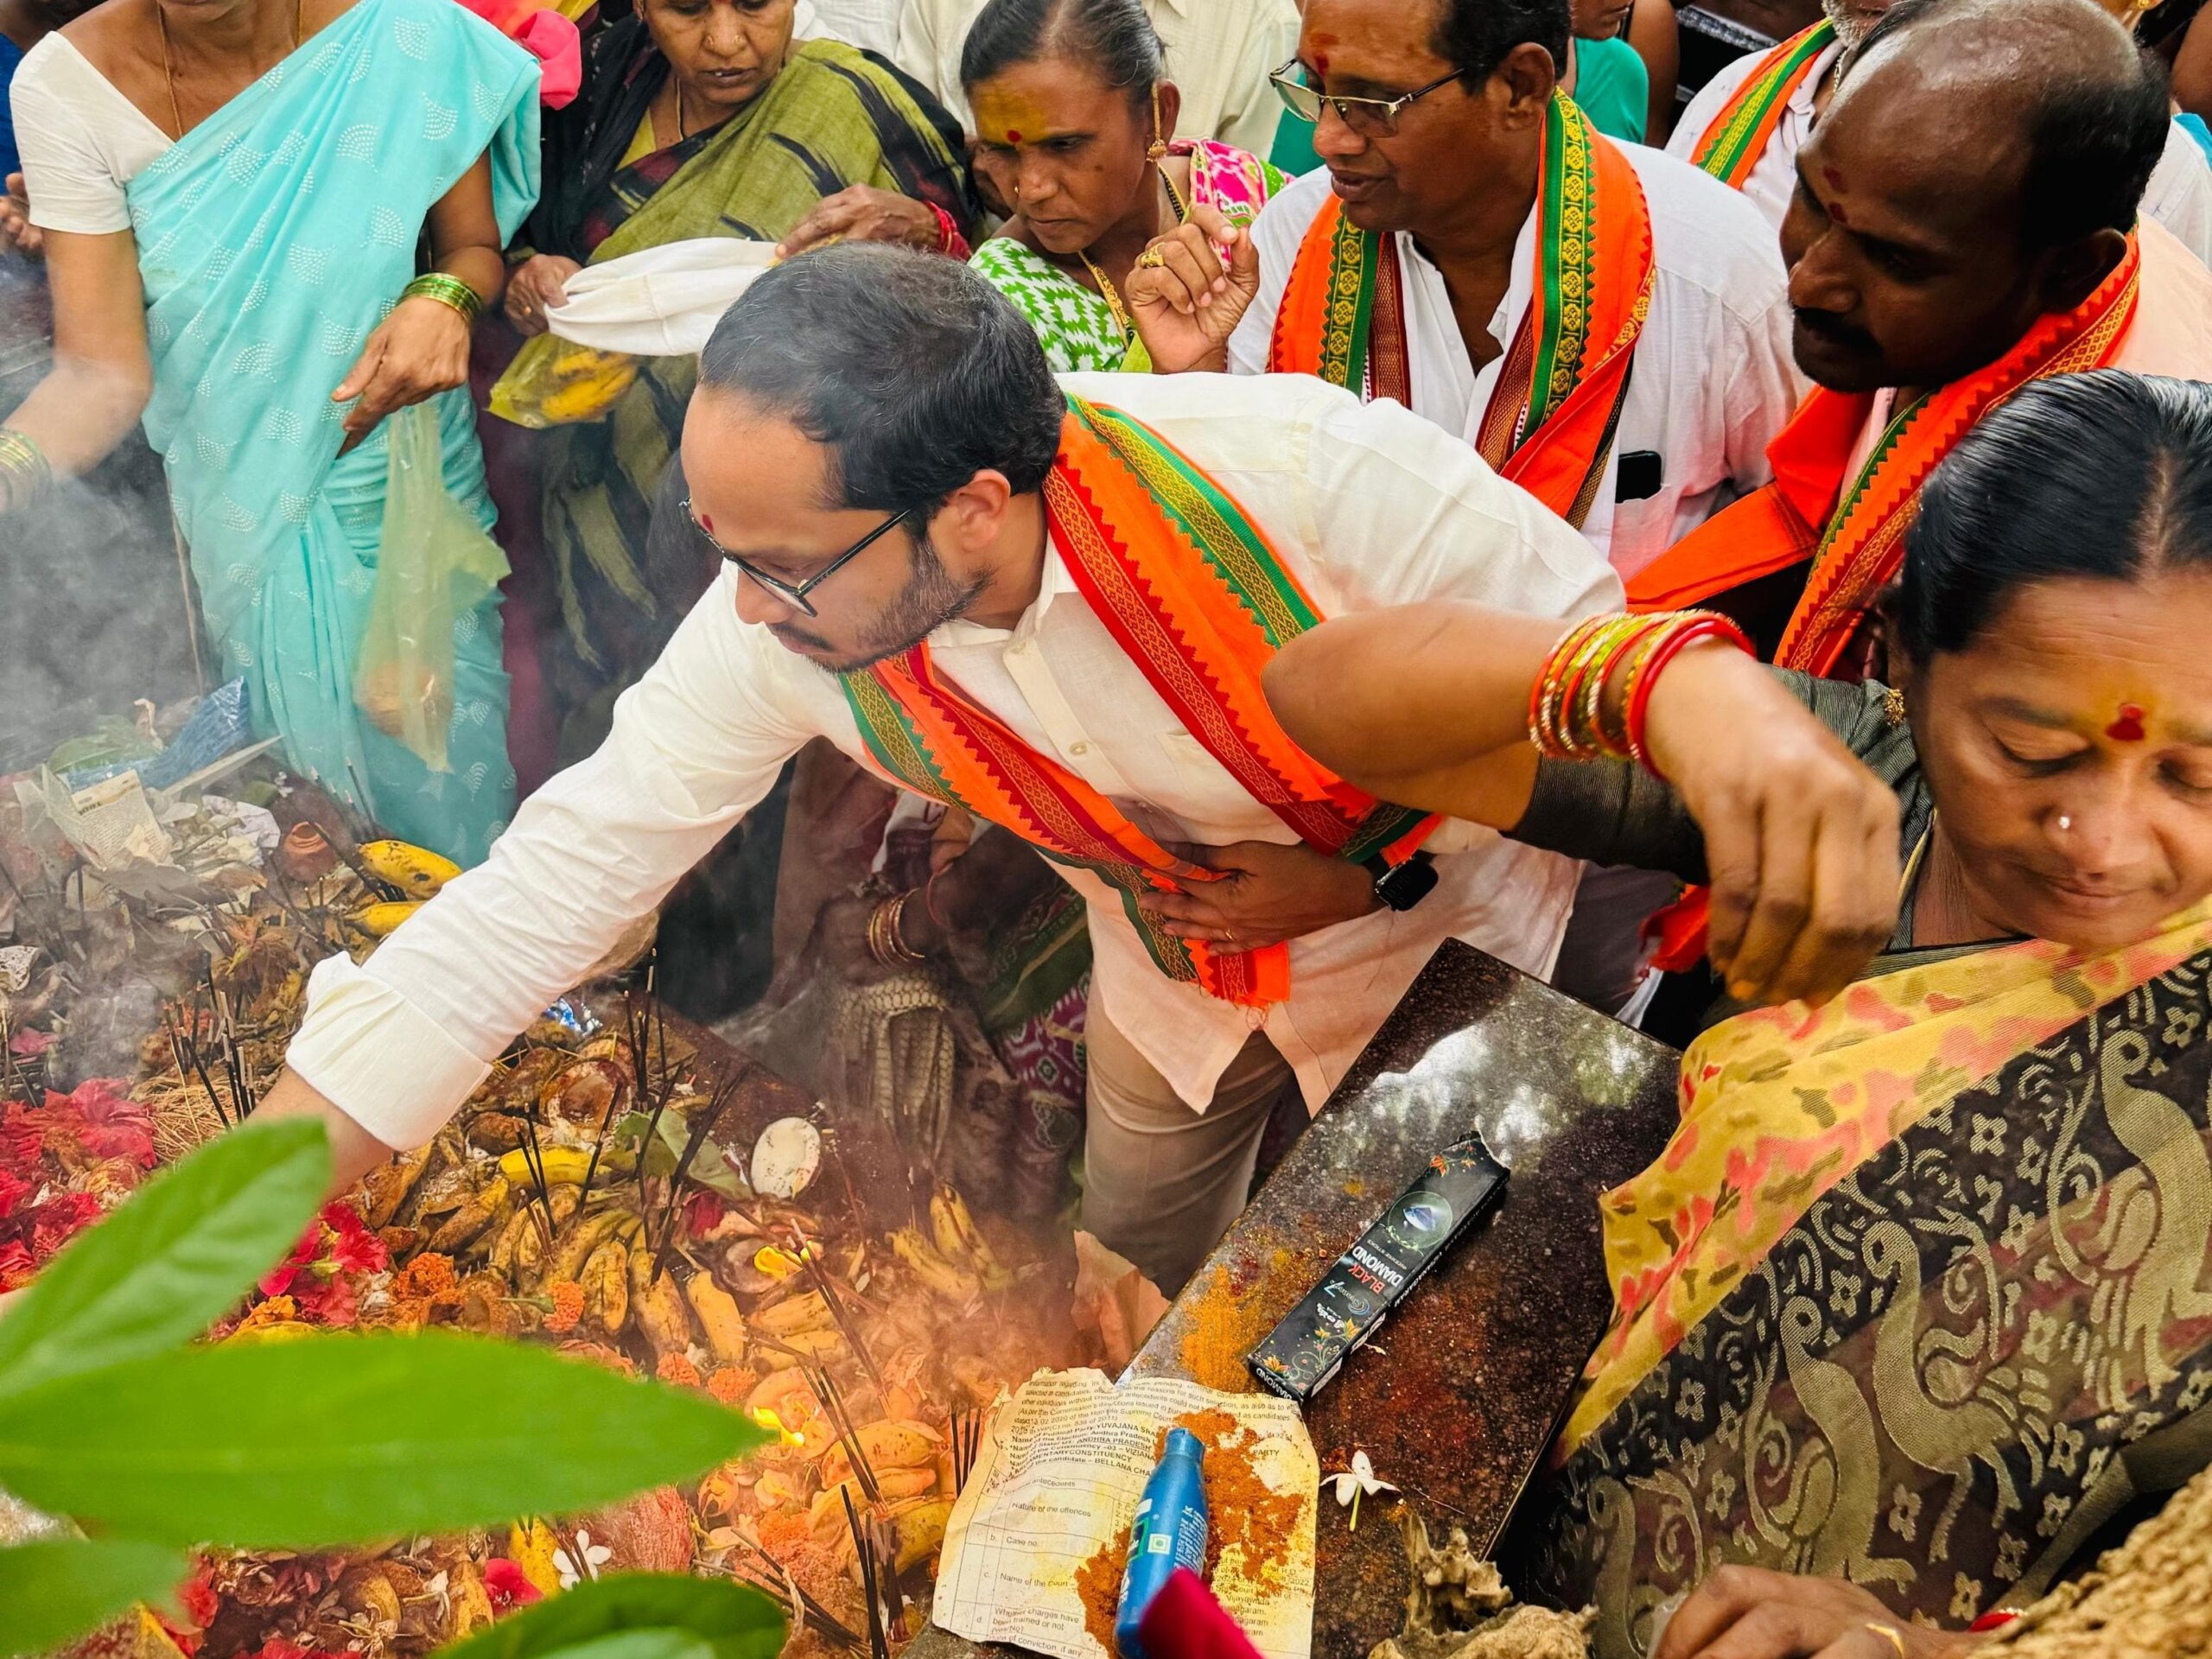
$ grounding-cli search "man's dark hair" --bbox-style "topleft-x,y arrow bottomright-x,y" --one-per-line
697,243 -> 1065,514
1433,0 -> 1571,79
1896,372 -> 2212,660
962,0 -> 1165,99
1849,0 -> 2170,250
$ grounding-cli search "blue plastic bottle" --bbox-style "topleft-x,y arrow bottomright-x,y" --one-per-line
1114,1427 -> 1210,1658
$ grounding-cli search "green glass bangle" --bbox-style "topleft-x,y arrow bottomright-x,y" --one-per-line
0,429 -> 53,511
401,271 -> 484,324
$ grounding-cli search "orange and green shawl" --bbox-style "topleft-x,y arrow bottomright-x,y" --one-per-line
1268,92 -> 1655,531
1630,236 -> 2142,675
1686,20 -> 1834,189
838,397 -> 1436,1008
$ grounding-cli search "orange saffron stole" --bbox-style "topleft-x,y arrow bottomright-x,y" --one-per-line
1686,21 -> 1834,190
1270,94 -> 1655,531
1629,235 -> 2142,675
840,397 -> 1435,1007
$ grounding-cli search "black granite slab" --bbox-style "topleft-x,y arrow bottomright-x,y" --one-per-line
912,941 -> 1683,1659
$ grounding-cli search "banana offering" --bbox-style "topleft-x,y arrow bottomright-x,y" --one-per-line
345,839 -> 461,940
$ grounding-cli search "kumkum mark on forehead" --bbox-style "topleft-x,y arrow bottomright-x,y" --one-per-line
2107,702 -> 2148,742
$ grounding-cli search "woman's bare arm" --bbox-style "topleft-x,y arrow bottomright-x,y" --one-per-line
1266,603 -> 1903,1008
1629,0 -> 1680,145
2,226 -> 154,497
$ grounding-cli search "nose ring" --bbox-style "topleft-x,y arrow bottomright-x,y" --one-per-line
2057,815 -> 2074,832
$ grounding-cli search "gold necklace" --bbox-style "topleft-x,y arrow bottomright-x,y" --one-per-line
156,0 -> 303,141
1076,164 -> 1186,345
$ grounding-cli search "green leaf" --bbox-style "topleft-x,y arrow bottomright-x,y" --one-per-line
433,1575 -> 785,1659
0,1538 -> 187,1656
0,1116 -> 327,1401
525,1632 -> 713,1659
645,1109 -> 747,1201
0,1332 -> 770,1548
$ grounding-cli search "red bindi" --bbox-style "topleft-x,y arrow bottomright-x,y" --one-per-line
2107,703 -> 2148,742
1313,51 -> 1330,74
1007,129 -> 1022,143
699,512 -> 715,534
1822,165 -> 1847,191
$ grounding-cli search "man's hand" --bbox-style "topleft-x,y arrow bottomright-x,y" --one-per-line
255,1070 -> 404,1198
1139,839 -> 1378,951
1655,1567 -> 1982,1659
1643,646 -> 1901,1009
776,186 -> 943,259
505,252 -> 582,336
332,293 -> 476,454
1127,203 -> 1260,374
1,174 -> 44,261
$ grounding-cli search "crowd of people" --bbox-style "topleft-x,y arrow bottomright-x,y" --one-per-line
7,0 -> 2212,1653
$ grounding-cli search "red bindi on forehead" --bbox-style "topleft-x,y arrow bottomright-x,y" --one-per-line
2107,703 -> 2148,742
700,512 -> 715,534
1006,129 -> 1023,142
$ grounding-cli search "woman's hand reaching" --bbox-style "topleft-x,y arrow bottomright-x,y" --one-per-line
505,253 -> 582,336
1643,645 -> 1903,1009
776,186 -> 944,259
332,295 -> 476,454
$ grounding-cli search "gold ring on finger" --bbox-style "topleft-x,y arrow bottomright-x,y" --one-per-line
1135,245 -> 1169,269
1865,1625 -> 1905,1659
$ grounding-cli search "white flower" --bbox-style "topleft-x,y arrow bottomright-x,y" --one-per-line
555,1528 -> 613,1588
1326,1450 -> 1397,1530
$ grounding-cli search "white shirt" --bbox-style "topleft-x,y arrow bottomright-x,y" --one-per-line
1671,41 -> 2212,268
285,372 -> 1621,1152
892,0 -> 1298,155
1227,152 -> 1804,582
12,35 -> 174,233
794,0 -> 902,59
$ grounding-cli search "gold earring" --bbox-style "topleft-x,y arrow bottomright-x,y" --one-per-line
1147,84 -> 1168,160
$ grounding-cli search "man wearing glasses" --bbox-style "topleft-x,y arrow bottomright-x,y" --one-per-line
257,244 -> 1619,1294
1127,0 -> 1802,586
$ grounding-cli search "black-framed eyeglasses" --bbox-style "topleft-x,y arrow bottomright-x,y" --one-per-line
683,499 -> 917,619
1268,58 -> 1465,138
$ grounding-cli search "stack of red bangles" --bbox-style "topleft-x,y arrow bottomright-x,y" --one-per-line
1528,609 -> 1751,776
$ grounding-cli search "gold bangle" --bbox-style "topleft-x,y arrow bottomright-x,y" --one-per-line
401,271 -> 484,324
868,892 -> 930,969
0,428 -> 52,511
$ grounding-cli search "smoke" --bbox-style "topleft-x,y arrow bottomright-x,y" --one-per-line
0,251 -> 202,774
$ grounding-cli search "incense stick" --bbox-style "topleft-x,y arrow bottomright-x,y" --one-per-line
811,1364 -> 882,1506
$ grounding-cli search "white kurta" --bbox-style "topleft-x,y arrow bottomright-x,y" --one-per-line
286,372 -> 1622,1152
892,0 -> 1297,154
1228,150 -> 1806,582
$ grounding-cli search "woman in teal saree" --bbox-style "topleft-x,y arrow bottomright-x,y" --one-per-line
2,0 -> 538,863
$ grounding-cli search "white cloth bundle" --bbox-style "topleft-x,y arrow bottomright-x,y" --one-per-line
543,238 -> 779,357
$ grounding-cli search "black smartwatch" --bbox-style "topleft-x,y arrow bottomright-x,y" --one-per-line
1363,850 -> 1438,912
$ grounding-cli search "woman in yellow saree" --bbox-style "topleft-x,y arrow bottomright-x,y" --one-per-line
1263,371 -> 2212,1658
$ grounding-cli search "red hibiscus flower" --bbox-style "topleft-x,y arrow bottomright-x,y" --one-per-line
28,1190 -> 102,1261
320,1204 -> 388,1275
0,1238 -> 36,1291
177,1561 -> 222,1629
481,1557 -> 543,1611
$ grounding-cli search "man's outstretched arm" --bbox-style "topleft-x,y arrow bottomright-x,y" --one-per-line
268,574 -> 816,1185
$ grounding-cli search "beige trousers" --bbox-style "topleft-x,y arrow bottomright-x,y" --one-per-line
1079,1007 -> 1297,1297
